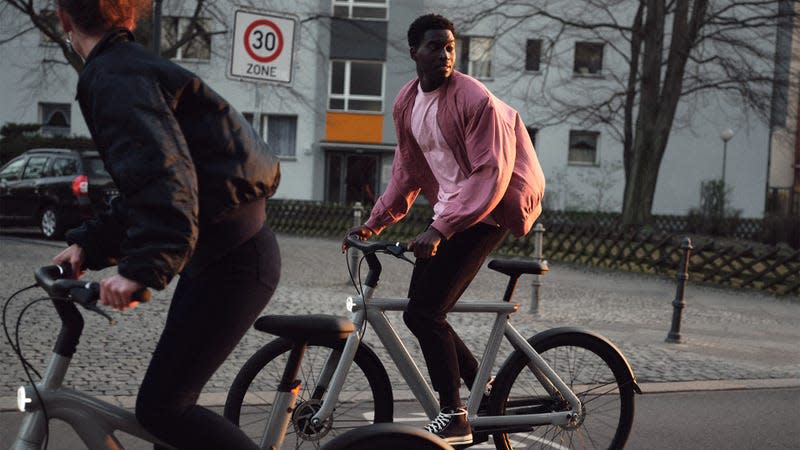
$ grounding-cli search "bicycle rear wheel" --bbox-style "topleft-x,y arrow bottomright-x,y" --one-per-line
488,329 -> 636,449
224,337 -> 394,449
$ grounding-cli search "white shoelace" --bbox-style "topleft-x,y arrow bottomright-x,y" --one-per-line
424,411 -> 454,433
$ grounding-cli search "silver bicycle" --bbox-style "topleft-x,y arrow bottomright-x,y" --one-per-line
5,265 -> 453,450
224,237 -> 642,449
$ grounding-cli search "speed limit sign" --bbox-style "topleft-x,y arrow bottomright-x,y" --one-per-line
230,10 -> 296,84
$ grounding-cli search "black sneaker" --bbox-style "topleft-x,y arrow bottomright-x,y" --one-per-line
424,407 -> 473,445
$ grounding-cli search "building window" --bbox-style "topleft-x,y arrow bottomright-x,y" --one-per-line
242,112 -> 256,128
40,103 -> 70,136
574,42 -> 604,76
329,60 -> 384,112
332,0 -> 388,20
262,115 -> 297,158
161,16 -> 211,60
456,36 -> 493,79
568,130 -> 599,165
525,39 -> 542,72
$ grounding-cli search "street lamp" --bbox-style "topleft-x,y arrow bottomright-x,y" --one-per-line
719,128 -> 734,185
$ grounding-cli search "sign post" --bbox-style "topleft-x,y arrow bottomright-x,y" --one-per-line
230,10 -> 296,84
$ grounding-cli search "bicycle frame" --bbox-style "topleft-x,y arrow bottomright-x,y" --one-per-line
11,298 -> 173,450
309,282 -> 583,431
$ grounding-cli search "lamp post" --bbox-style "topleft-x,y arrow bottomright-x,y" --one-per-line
720,128 -> 734,185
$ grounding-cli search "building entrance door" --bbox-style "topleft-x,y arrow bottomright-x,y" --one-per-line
326,152 -> 378,204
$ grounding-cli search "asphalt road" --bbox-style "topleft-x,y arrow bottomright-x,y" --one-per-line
2,388 -> 798,449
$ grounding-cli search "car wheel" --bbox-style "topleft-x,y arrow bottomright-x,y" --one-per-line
40,205 -> 64,240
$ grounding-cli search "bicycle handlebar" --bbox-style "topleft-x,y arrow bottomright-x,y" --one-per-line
344,236 -> 414,288
35,265 -> 151,322
345,235 -> 409,258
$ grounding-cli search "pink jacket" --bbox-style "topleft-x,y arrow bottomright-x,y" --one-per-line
365,71 -> 545,239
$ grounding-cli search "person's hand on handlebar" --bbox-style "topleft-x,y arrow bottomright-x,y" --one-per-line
408,227 -> 444,259
53,244 -> 87,279
342,225 -> 375,253
100,274 -> 145,311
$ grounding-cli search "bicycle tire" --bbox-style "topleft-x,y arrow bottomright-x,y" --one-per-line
488,329 -> 636,450
321,423 -> 454,450
224,337 -> 394,448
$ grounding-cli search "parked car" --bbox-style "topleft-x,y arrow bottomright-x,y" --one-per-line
0,148 -> 117,239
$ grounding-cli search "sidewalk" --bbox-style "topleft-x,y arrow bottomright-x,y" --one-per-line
2,233 -> 799,411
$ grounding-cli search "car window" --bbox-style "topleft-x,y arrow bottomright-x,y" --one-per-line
84,157 -> 110,177
21,156 -> 49,180
0,157 -> 26,181
50,157 -> 79,177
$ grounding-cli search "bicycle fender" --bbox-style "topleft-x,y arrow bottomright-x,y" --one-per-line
354,341 -> 394,397
511,326 -> 641,394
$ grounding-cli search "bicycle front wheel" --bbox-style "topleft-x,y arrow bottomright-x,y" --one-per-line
489,329 -> 636,450
224,337 -> 394,449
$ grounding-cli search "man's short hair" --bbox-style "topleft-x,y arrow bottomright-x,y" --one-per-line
407,14 -> 455,48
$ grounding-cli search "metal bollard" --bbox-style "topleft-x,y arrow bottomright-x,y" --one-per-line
665,237 -> 693,344
530,223 -> 545,314
348,202 -> 364,275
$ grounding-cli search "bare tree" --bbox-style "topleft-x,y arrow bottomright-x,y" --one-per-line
1,0 -> 220,71
449,0 -> 797,226
0,0 -> 382,131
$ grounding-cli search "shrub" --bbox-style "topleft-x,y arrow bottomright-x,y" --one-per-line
0,123 -> 94,165
760,214 -> 800,249
686,179 -> 741,237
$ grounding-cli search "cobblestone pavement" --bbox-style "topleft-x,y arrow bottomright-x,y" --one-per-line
1,232 -> 799,409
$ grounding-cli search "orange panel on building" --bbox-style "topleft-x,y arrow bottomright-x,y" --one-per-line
325,112 -> 383,144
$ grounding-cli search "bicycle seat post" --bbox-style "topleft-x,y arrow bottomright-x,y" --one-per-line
250,314 -> 357,448
260,342 -> 306,450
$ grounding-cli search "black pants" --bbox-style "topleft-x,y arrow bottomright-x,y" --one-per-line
403,223 -> 507,408
135,224 -> 280,450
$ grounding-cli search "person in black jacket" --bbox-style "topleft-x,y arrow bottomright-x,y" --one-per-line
53,2 -> 281,449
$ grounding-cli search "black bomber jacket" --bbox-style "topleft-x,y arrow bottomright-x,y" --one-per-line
66,29 -> 280,289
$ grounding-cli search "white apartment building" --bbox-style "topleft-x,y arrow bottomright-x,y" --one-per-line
1,0 -> 797,218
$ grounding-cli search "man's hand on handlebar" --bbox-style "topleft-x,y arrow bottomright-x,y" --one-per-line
408,227 -> 444,259
100,274 -> 145,311
342,225 -> 375,253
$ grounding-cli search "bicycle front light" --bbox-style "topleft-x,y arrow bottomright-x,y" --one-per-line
346,296 -> 364,312
16,386 -> 31,412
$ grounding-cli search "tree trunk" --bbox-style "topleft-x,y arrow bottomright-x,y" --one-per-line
621,135 -> 667,226
621,0 -> 708,227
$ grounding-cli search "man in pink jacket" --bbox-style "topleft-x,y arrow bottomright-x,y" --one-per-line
344,13 -> 545,444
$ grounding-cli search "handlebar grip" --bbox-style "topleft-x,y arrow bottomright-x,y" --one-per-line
36,265 -> 152,303
133,289 -> 152,302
